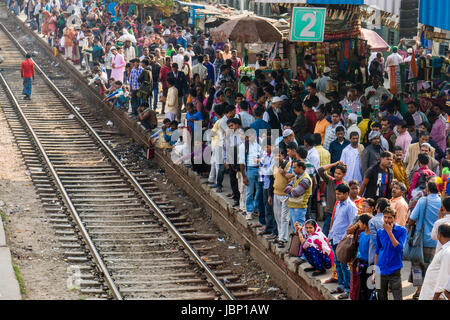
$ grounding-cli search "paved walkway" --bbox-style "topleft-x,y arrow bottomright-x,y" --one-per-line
0,209 -> 21,300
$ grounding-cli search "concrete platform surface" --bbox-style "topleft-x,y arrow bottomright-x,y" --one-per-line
0,218 -> 6,247
0,247 -> 21,300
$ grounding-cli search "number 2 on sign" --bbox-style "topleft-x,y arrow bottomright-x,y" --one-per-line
300,13 -> 316,38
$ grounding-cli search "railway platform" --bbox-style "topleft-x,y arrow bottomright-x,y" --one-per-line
2,11 -> 422,300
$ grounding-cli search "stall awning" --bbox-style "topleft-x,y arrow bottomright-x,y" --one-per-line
253,0 -> 400,15
175,1 -> 205,9
419,0 -> 450,31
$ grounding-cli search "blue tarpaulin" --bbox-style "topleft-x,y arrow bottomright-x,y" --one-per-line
419,0 -> 450,31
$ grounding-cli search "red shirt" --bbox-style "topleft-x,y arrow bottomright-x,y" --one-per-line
304,110 -> 317,134
159,64 -> 170,89
21,59 -> 35,79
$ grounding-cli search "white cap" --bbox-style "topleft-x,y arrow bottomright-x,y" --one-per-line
272,96 -> 283,103
407,48 -> 413,54
323,67 -> 331,73
283,129 -> 294,138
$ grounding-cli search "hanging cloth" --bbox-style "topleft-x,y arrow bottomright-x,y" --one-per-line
389,65 -> 397,95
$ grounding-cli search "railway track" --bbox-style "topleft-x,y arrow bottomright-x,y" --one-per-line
0,23 -> 258,300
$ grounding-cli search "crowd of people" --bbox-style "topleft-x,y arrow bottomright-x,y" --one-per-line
8,0 -> 450,301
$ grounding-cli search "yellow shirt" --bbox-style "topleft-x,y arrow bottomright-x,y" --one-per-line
358,118 -> 371,142
315,145 -> 331,168
393,160 -> 410,189
314,119 -> 330,144
273,161 -> 291,196
211,120 -> 220,148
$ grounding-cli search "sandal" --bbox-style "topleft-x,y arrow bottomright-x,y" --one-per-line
330,287 -> 344,294
325,278 -> 338,284
312,270 -> 326,276
304,267 -> 316,272
338,292 -> 349,300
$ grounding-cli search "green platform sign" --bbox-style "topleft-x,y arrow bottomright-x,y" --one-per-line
290,7 -> 327,43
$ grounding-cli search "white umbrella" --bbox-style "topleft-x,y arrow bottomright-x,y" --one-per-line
118,33 -> 137,43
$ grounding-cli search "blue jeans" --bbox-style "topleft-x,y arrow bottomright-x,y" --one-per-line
263,188 -> 276,234
322,212 -> 332,237
289,208 -> 306,232
152,86 -> 159,110
245,167 -> 263,215
332,243 -> 350,292
216,164 -> 225,188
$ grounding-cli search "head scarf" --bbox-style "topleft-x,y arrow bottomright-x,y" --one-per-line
301,219 -> 332,256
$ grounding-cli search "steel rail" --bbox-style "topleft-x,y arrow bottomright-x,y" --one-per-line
0,71 -> 123,300
0,22 -> 235,300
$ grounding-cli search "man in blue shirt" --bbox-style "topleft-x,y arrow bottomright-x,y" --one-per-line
407,177 -> 440,299
176,30 -> 187,49
329,126 -> 350,168
328,183 -> 358,299
203,54 -> 216,91
249,106 -> 271,140
184,102 -> 203,134
373,207 -> 407,300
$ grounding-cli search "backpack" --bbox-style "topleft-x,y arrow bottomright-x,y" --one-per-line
416,170 -> 435,191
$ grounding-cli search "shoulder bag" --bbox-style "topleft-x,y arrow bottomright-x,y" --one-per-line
288,233 -> 302,257
336,230 -> 359,264
403,197 -> 427,263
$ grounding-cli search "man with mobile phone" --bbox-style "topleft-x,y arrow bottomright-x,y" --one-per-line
372,207 -> 407,300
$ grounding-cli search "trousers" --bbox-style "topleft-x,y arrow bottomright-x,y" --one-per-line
273,194 -> 289,242
263,188 -> 277,234
378,269 -> 402,300
332,243 -> 351,292
289,207 -> 306,232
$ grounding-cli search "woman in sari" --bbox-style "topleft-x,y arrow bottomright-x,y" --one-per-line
111,46 -> 126,83
295,220 -> 334,276
63,26 -> 75,61
41,11 -> 51,37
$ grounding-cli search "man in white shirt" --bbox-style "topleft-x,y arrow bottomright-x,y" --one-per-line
304,134 -> 320,171
191,55 -> 208,83
431,197 -> 450,253
365,77 -> 392,107
123,40 -> 135,63
316,67 -> 331,93
34,0 -> 42,33
239,128 -> 263,220
403,48 -> 414,80
236,101 -> 254,129
385,46 -> 403,93
419,223 -> 450,300
172,48 -> 186,71
340,132 -> 363,184
185,44 -> 196,65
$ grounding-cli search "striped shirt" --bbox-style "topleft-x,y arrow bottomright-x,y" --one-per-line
128,66 -> 143,91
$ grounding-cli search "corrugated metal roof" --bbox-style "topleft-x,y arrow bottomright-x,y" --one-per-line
253,0 -> 401,15
419,0 -> 450,31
